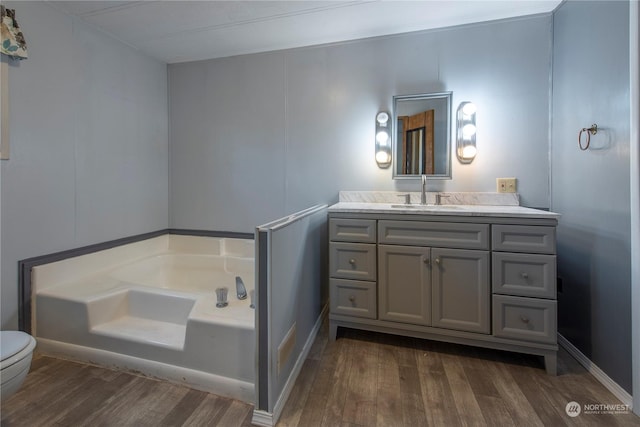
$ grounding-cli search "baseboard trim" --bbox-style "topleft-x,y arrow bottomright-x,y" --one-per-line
252,304 -> 328,427
558,333 -> 633,409
251,410 -> 273,427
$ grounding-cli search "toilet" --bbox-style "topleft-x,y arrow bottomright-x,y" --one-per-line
1,331 -> 37,401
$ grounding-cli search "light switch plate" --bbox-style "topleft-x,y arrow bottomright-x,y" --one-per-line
497,177 -> 517,193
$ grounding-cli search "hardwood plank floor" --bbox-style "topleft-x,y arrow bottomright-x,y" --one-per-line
2,320 -> 639,426
282,322 -> 639,427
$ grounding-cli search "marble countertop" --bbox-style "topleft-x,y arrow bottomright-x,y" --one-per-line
337,190 -> 521,206
328,202 -> 560,219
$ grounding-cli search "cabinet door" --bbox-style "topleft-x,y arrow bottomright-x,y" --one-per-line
378,245 -> 431,325
432,248 -> 490,334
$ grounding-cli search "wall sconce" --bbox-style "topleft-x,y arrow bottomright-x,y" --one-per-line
456,102 -> 477,164
375,111 -> 392,168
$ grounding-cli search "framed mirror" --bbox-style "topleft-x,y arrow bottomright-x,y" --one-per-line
392,91 -> 452,179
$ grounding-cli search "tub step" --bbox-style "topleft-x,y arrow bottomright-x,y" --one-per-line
91,316 -> 187,350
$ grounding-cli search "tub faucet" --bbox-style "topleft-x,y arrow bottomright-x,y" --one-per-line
216,287 -> 228,308
420,174 -> 427,205
235,276 -> 247,300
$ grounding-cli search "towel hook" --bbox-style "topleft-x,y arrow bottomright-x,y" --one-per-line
578,124 -> 598,150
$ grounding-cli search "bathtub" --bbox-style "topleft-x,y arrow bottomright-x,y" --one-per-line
31,235 -> 256,402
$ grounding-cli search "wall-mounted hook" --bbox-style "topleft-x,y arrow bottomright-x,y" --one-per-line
578,123 -> 598,150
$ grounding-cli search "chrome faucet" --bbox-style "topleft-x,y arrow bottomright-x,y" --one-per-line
420,174 -> 427,205
235,276 -> 247,300
216,287 -> 228,308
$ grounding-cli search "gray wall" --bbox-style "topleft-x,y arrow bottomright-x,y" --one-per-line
0,2 -> 169,329
552,1 -> 632,392
256,205 -> 327,414
1,1 -> 634,396
169,15 -> 553,232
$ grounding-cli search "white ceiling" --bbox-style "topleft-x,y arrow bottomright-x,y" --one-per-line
49,0 -> 562,64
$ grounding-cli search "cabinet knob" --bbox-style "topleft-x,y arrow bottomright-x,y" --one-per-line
423,258 -> 430,265
521,272 -> 529,279
349,258 -> 356,265
348,295 -> 356,303
520,316 -> 530,324
435,258 -> 441,265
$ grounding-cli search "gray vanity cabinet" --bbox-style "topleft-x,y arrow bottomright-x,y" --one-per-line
377,219 -> 490,333
329,218 -> 378,320
378,245 -> 490,333
431,248 -> 490,333
329,212 -> 559,375
378,244 -> 431,325
491,224 -> 558,372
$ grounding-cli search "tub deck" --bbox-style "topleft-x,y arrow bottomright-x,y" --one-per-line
31,236 -> 256,402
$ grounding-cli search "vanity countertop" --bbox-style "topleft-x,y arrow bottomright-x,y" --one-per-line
328,202 -> 560,219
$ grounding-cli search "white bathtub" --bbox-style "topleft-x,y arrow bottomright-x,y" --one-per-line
31,235 -> 256,402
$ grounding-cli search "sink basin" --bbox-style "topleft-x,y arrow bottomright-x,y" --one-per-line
390,204 -> 463,210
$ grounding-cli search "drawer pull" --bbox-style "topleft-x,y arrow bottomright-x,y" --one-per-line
521,272 -> 529,279
520,316 -> 530,324
348,295 -> 356,304
349,258 -> 356,265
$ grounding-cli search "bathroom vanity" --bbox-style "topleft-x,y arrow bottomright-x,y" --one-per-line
328,194 -> 560,374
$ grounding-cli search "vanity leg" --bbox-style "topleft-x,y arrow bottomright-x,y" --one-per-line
544,352 -> 557,375
329,322 -> 338,341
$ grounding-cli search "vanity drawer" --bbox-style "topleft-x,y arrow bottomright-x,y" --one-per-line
378,220 -> 489,250
329,218 -> 377,243
493,295 -> 557,344
329,242 -> 377,281
492,252 -> 556,299
492,225 -> 556,254
330,279 -> 377,319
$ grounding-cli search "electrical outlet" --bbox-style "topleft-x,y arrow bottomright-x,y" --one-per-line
497,177 -> 517,193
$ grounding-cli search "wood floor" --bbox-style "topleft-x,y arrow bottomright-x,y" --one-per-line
2,320 -> 639,426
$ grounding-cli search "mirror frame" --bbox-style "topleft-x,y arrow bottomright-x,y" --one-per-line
392,91 -> 452,180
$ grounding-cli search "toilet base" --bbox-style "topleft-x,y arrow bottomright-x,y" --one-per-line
1,353 -> 34,401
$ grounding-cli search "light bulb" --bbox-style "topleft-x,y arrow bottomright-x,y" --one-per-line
462,145 -> 477,159
376,151 -> 390,164
462,124 -> 476,138
462,103 -> 476,116
376,112 -> 389,125
376,130 -> 389,144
